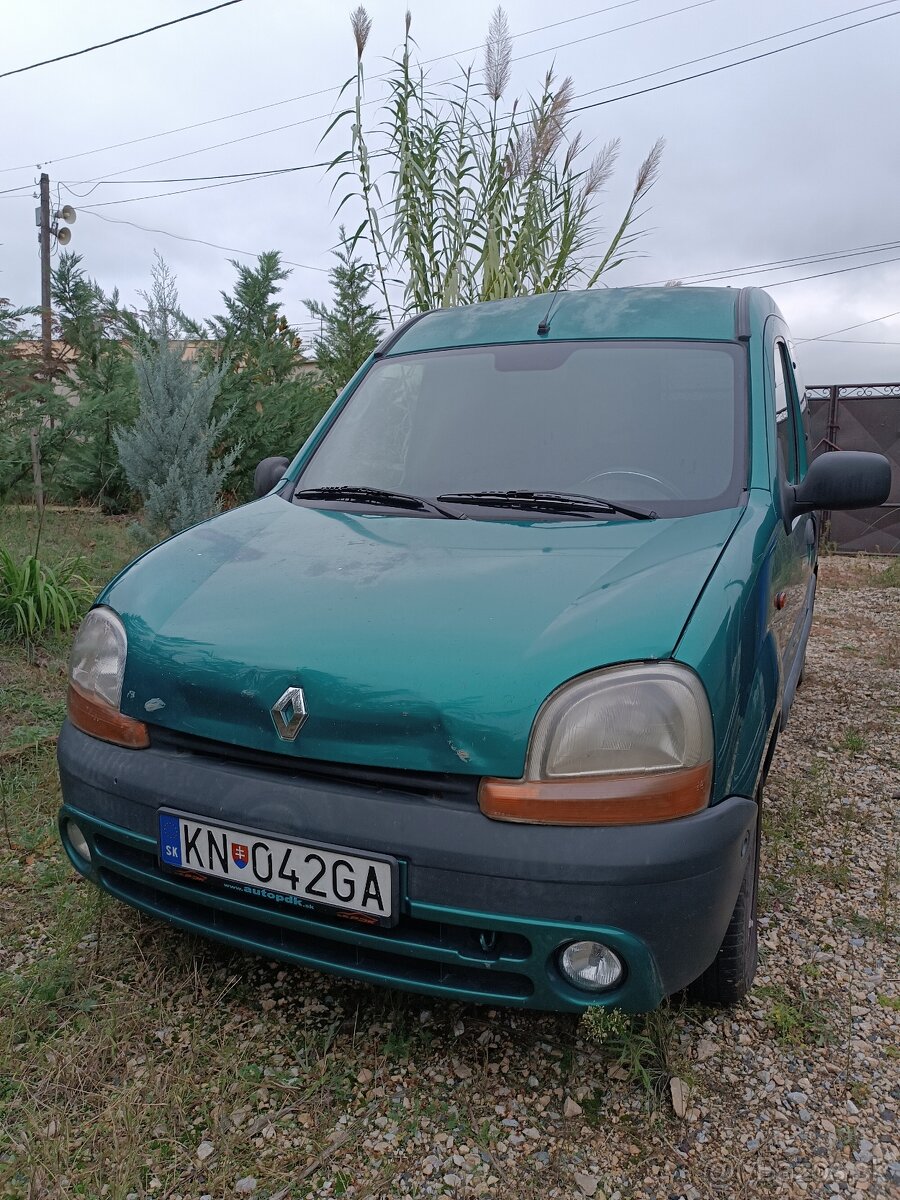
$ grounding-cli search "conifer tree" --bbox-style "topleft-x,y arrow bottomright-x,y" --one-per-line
51,252 -> 137,510
305,233 -> 382,395
114,256 -> 238,539
205,251 -> 328,499
0,299 -> 59,501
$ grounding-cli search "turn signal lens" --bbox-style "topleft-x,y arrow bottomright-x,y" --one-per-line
67,682 -> 149,749
478,762 -> 711,825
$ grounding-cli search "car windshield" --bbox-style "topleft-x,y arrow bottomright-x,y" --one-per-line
296,340 -> 746,517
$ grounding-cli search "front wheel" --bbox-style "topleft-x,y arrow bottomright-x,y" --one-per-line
687,803 -> 760,1005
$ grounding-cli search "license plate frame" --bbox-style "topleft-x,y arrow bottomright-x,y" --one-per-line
157,809 -> 400,927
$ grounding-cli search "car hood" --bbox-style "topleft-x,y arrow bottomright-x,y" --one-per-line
105,497 -> 742,776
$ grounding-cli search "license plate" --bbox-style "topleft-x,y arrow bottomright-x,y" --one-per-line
158,810 -> 398,924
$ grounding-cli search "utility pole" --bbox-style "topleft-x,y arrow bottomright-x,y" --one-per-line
39,173 -> 52,371
30,172 -> 52,514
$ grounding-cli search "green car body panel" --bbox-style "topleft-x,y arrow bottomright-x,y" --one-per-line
57,286 -> 825,1011
105,500 -> 744,780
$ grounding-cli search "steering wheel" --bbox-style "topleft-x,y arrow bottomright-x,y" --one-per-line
576,469 -> 686,501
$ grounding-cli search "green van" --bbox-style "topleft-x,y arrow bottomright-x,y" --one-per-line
57,287 -> 891,1011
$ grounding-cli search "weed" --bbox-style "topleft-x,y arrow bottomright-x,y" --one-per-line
877,995 -> 900,1011
581,1085 -> 606,1124
756,984 -> 834,1047
803,860 -> 852,889
580,1004 -> 681,1104
840,728 -> 866,755
835,1123 -> 860,1152
849,912 -> 897,942
759,872 -> 794,910
382,1011 -> 416,1059
762,773 -> 832,874
877,856 -> 896,932
871,558 -> 900,587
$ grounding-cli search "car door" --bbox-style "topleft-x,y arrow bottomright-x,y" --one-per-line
767,324 -> 815,722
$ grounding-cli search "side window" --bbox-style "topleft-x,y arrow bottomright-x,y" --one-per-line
772,341 -> 798,484
787,341 -> 810,476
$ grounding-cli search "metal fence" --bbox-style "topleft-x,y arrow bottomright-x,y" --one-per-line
806,383 -> 899,555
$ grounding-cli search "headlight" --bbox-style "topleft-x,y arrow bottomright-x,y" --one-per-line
67,607 -> 148,748
479,664 -> 712,826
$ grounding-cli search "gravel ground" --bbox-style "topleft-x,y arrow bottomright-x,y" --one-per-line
2,555 -> 898,1200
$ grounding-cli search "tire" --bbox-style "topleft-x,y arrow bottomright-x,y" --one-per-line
687,801 -> 760,1005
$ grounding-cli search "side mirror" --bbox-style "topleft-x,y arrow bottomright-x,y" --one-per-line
788,451 -> 891,519
253,456 -> 291,499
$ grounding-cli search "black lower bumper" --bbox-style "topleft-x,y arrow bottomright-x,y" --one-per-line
57,722 -> 756,1011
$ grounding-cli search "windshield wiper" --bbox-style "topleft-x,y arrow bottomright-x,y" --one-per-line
437,490 -> 656,520
294,484 -> 463,519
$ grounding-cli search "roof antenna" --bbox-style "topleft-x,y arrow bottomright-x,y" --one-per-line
536,286 -> 564,336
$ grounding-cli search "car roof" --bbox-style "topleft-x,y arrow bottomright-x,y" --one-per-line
380,286 -> 783,356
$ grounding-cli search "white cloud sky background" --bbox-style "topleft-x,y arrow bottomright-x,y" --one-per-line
2,0 -> 899,383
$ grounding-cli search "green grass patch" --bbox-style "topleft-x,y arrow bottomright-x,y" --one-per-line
0,507 -> 136,592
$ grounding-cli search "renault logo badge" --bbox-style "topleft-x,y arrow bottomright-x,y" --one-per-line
270,687 -> 308,741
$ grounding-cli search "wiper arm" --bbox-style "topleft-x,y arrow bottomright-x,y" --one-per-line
294,484 -> 463,519
437,490 -> 656,520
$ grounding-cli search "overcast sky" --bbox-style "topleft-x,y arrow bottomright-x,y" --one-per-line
2,0 -> 899,383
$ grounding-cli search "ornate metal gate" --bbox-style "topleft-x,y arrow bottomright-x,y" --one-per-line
805,383 -> 899,554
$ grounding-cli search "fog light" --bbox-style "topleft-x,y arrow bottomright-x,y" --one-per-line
65,820 -> 92,864
558,941 -> 623,992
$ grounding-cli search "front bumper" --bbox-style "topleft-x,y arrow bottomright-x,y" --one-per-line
57,721 -> 756,1012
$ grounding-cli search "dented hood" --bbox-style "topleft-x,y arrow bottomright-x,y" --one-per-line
104,496 -> 741,776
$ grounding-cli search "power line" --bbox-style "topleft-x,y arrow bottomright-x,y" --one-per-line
69,0 -> 718,187
58,2 -> 900,209
0,0 -> 246,81
572,0 -> 900,106
78,164 -> 332,208
81,209 -> 332,272
490,0 -> 716,68
567,6 -> 900,117
640,239 -> 900,286
25,0 -> 892,187
809,337 -> 900,344
81,205 -> 900,308
0,0 -> 653,175
795,309 -> 900,342
760,254 -> 900,288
